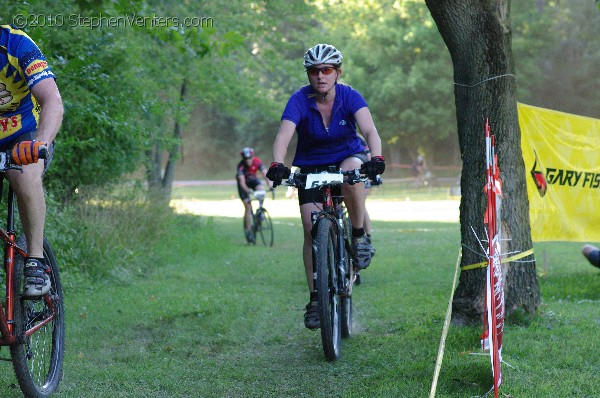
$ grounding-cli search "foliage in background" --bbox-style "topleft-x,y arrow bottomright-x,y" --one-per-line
5,0 -> 147,199
43,186 -> 178,287
181,0 -> 322,172
512,1 -> 600,118
317,0 -> 458,166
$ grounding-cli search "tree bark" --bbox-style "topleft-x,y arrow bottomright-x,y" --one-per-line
162,78 -> 188,200
425,0 -> 540,324
146,147 -> 162,196
146,78 -> 188,203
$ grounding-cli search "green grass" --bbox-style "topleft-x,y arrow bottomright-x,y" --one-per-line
0,188 -> 597,397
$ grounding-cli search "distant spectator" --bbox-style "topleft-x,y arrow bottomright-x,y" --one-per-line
412,152 -> 430,187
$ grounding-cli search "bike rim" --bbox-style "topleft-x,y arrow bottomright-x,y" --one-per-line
257,210 -> 273,246
318,219 -> 341,360
11,237 -> 65,396
23,301 -> 62,389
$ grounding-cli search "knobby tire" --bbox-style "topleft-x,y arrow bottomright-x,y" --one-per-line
11,236 -> 65,398
254,208 -> 274,247
340,211 -> 353,339
314,218 -> 341,361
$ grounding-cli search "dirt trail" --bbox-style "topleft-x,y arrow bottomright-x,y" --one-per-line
171,197 -> 459,222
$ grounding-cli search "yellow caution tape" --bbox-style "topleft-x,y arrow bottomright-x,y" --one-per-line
460,248 -> 534,271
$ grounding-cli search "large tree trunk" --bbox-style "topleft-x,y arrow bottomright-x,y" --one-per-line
425,0 -> 540,324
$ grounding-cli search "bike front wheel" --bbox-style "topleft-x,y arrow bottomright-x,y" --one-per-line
341,210 -> 353,338
254,208 -> 274,247
314,218 -> 341,361
11,236 -> 65,398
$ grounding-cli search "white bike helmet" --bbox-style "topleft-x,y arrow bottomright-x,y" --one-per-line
240,147 -> 254,159
303,44 -> 343,69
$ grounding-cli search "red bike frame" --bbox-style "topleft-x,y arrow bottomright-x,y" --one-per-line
0,186 -> 57,346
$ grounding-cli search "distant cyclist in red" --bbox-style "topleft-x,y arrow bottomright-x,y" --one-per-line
237,147 -> 270,244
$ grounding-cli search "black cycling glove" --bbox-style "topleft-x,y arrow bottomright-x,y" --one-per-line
266,162 -> 291,187
360,156 -> 386,181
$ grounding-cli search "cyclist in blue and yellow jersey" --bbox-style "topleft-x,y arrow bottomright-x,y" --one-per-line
237,147 -> 270,244
0,25 -> 63,297
266,44 -> 385,329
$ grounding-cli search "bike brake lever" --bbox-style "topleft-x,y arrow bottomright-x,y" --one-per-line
286,173 -> 295,186
346,169 -> 362,185
38,146 -> 48,159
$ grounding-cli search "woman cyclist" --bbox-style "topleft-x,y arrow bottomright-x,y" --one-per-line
266,44 -> 385,329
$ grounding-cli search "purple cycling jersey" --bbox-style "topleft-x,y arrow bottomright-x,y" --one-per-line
281,83 -> 367,167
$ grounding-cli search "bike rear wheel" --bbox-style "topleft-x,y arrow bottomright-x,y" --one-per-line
254,208 -> 274,247
314,218 -> 341,361
11,236 -> 65,398
341,257 -> 353,339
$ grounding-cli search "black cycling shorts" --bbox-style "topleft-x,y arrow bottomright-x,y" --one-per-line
237,177 -> 262,201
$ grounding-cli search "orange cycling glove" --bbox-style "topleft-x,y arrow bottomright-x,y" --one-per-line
11,140 -> 47,166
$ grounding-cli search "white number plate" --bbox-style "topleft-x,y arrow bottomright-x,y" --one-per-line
306,172 -> 343,189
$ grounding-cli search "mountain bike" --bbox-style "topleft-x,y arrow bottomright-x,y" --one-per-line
0,150 -> 65,397
249,189 -> 274,247
285,167 -> 366,360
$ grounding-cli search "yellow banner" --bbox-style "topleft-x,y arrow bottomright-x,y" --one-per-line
519,103 -> 600,242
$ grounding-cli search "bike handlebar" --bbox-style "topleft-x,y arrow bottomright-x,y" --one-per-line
284,168 -> 367,189
0,147 -> 48,172
251,187 -> 275,201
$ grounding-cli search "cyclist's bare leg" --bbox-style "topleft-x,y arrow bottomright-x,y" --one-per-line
339,157 -> 366,230
300,202 -> 320,292
363,208 -> 372,236
363,183 -> 372,234
242,199 -> 252,231
6,162 -> 45,258
255,183 -> 266,207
